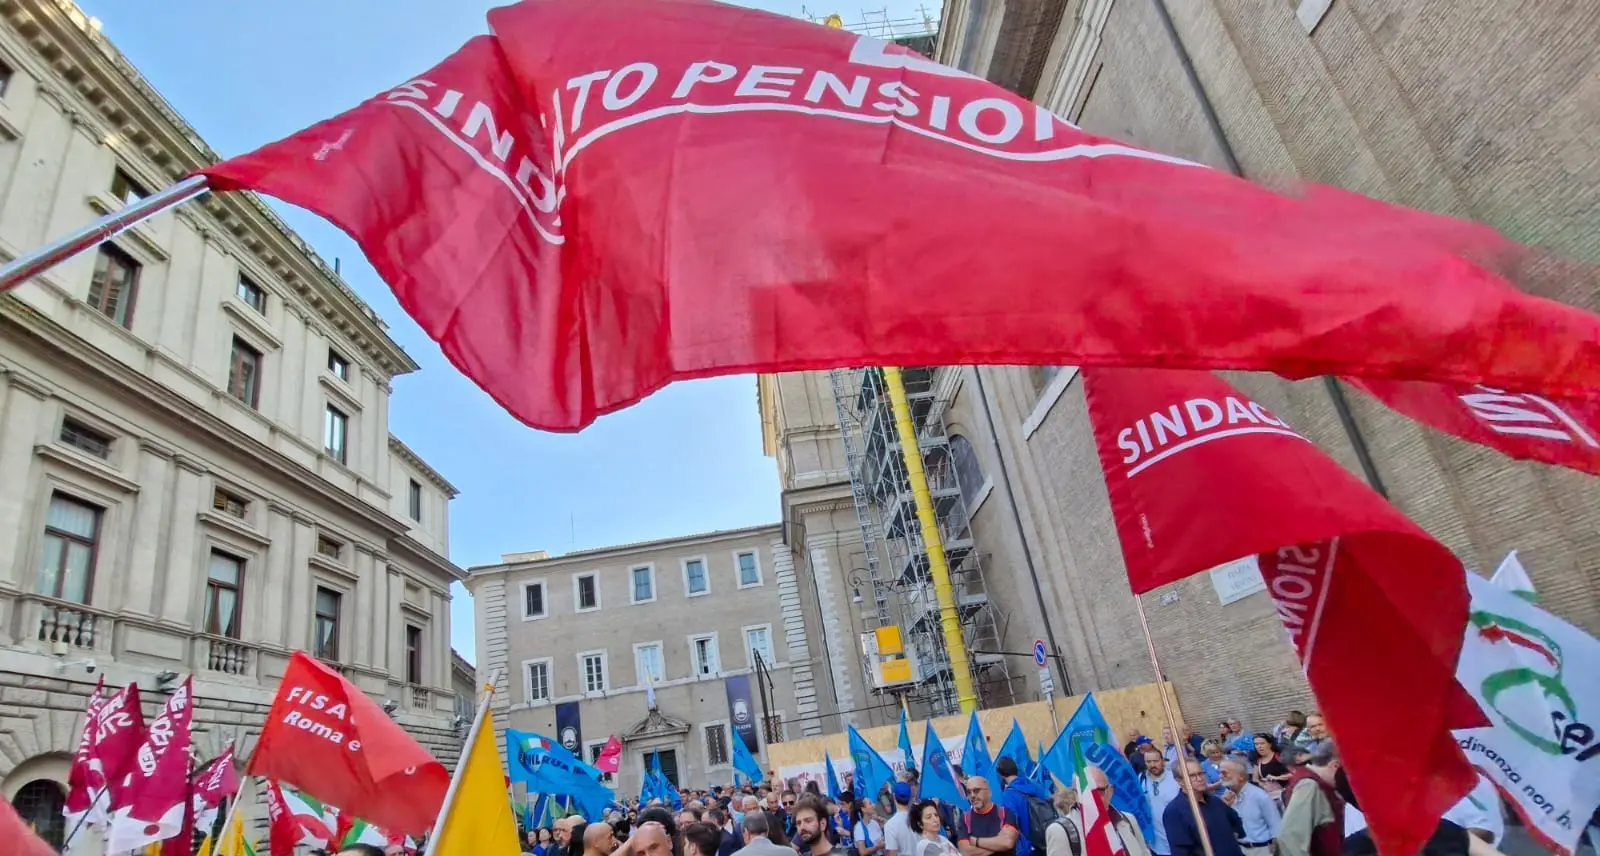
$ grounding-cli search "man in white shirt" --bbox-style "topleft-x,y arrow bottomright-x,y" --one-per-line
1220,759 -> 1281,856
883,783 -> 920,856
1139,746 -> 1179,856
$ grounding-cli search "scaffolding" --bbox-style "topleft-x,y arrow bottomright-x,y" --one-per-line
799,6 -> 941,57
829,367 -> 1014,718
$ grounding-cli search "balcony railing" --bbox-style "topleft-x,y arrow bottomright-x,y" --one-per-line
12,595 -> 112,654
409,685 -> 431,709
198,635 -> 254,677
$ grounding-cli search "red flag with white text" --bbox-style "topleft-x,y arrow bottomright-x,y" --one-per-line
1082,367 -> 1487,856
92,682 -> 148,825
198,0 -> 1600,433
107,678 -> 194,853
63,677 -> 105,827
597,735 -> 622,775
191,743 -> 241,833
264,780 -> 301,856
247,652 -> 448,838
1352,380 -> 1600,476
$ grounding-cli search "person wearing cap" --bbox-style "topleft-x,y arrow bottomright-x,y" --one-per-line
883,782 -> 920,856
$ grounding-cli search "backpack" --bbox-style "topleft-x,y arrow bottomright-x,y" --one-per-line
1050,817 -> 1082,856
1015,790 -> 1058,856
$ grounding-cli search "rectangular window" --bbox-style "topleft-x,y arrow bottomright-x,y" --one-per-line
316,536 -> 343,560
110,168 -> 148,206
87,245 -> 139,328
204,551 -> 244,638
635,642 -> 664,685
328,349 -> 350,381
36,493 -> 100,603
227,337 -> 262,408
525,659 -> 551,703
744,625 -> 775,667
575,573 -> 599,612
736,551 -> 762,588
406,625 -> 423,684
313,587 -> 341,660
630,565 -> 655,604
684,558 -> 709,596
705,723 -> 730,766
236,274 -> 266,313
587,741 -> 615,783
59,418 -> 111,459
408,479 -> 423,522
212,487 -> 248,519
690,634 -> 719,677
580,651 -> 607,694
763,713 -> 786,745
522,581 -> 547,619
323,405 -> 348,464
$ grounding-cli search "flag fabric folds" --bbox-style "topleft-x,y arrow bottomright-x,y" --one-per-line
247,652 -> 448,837
919,719 -> 970,810
265,780 -> 301,856
897,710 -> 916,769
731,728 -> 765,784
847,725 -> 896,804
1083,368 -> 1487,856
197,0 -> 1600,434
69,681 -> 145,828
1351,380 -> 1600,476
428,708 -> 523,856
63,677 -> 106,829
997,720 -> 1032,771
192,744 -> 241,834
824,752 -> 842,801
506,729 -> 617,818
1042,694 -> 1152,844
1455,560 -> 1600,855
961,712 -> 995,786
596,735 -> 623,775
108,678 -> 194,853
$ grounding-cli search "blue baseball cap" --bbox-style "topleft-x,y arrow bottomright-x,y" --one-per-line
892,782 -> 913,803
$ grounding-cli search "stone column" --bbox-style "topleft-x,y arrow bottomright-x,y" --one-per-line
285,512 -> 316,650
384,565 -> 404,674
807,537 -> 857,727
353,547 -> 377,668
121,441 -> 174,617
159,456 -> 206,626
772,541 -> 823,736
0,370 -> 47,592
277,309 -> 308,433
261,505 -> 294,648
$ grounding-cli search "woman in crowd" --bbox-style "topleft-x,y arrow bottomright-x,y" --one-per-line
853,796 -> 885,856
1252,733 -> 1292,800
909,800 -> 959,856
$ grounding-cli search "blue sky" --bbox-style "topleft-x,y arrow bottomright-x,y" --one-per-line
73,0 -> 932,662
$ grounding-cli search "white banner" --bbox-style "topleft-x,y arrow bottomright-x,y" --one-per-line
776,736 -> 963,789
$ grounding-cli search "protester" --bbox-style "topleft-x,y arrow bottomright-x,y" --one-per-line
1219,759 -> 1279,856
883,782 -> 919,856
1046,789 -> 1082,856
336,846 -> 388,856
795,795 -> 848,856
1277,743 -> 1343,856
683,822 -> 727,856
1162,763 -> 1245,856
995,756 -> 1052,856
1250,735 -> 1291,799
957,777 -> 1020,856
911,799 -> 961,856
1139,745 -> 1180,856
585,823 -> 618,856
619,822 -> 676,856
856,795 -> 887,856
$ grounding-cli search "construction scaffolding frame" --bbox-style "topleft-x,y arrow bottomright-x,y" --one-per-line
829,367 -> 1014,718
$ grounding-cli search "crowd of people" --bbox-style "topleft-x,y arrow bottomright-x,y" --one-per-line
520,710 -> 1566,856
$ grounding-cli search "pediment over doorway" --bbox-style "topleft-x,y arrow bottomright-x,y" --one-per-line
622,708 -> 691,742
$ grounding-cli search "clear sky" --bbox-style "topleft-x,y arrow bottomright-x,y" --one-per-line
71,0 -> 932,663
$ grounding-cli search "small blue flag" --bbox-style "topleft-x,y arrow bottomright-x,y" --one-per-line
825,752 -> 843,801
897,710 -> 916,769
847,724 -> 896,804
732,734 -> 765,784
962,712 -> 996,786
918,718 -> 970,809
998,720 -> 1032,771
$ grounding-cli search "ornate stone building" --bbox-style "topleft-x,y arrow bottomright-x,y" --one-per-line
0,0 -> 465,844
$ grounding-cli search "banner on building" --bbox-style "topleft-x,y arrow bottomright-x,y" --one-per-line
555,702 -> 583,758
725,674 -> 760,754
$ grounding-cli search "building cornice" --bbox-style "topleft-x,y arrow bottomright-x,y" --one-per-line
470,523 -> 784,577
0,295 -> 414,540
389,435 -> 459,498
391,532 -> 467,584
0,0 -> 420,379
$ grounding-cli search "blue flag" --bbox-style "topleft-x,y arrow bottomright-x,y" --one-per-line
848,724 -> 896,804
506,729 -> 615,820
897,710 -> 916,769
961,712 -> 995,786
997,720 -> 1032,770
825,752 -> 843,801
646,750 -> 684,810
1042,694 -> 1154,843
732,731 -> 765,784
1031,743 -> 1055,794
919,719 -> 970,809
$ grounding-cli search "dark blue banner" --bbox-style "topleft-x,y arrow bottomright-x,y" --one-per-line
556,700 -> 583,758
725,674 -> 759,753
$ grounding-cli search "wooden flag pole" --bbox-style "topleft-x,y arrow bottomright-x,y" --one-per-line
423,668 -> 503,856
1133,592 -> 1216,856
0,174 -> 209,292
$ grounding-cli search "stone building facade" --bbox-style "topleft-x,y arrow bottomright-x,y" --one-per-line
763,0 -> 1600,734
467,525 -> 841,794
0,0 -> 465,844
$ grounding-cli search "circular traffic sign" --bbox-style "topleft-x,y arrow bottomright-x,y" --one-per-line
1033,640 -> 1048,666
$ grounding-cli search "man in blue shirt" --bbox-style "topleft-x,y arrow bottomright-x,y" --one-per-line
1219,760 -> 1280,856
1162,764 -> 1245,856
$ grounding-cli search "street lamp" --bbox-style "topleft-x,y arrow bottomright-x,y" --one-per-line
847,568 -> 911,604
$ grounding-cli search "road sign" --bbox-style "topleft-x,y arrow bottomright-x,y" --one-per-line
1038,667 -> 1055,696
1033,640 -> 1048,667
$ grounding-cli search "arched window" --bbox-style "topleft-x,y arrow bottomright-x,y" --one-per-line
11,779 -> 66,848
949,434 -> 985,510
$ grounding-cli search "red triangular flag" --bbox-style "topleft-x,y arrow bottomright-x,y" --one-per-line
1082,367 -> 1487,856
247,652 -> 448,838
63,677 -> 105,826
198,0 -> 1600,432
597,735 -> 623,775
107,678 -> 194,853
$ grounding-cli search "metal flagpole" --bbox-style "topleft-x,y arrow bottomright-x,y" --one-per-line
0,174 -> 209,292
1133,592 -> 1215,856
423,668 -> 504,856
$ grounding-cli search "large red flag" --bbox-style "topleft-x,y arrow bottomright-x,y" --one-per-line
1082,367 -> 1486,856
263,781 -> 300,856
107,678 -> 194,853
63,677 -> 105,828
1352,380 -> 1600,475
198,0 -> 1600,432
247,652 -> 448,838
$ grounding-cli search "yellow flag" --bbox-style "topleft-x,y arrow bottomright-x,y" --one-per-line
823,13 -> 844,28
216,808 -> 248,856
430,709 -> 523,856
196,836 -> 215,856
